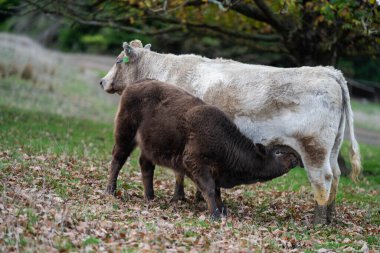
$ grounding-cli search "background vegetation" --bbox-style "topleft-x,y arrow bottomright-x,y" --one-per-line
1,0 -> 380,84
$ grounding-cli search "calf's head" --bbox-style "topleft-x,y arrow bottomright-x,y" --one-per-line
256,144 -> 300,174
99,40 -> 151,94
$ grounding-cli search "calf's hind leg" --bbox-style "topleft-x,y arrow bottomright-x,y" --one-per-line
215,187 -> 227,216
185,163 -> 220,219
139,155 -> 155,201
170,172 -> 204,203
171,171 -> 186,202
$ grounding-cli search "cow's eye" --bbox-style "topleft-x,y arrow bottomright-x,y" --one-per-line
116,59 -> 123,64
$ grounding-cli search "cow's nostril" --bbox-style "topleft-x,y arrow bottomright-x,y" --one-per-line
100,80 -> 104,87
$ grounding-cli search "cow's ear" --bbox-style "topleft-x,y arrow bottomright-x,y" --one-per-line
255,143 -> 267,158
122,42 -> 137,59
144,44 -> 151,51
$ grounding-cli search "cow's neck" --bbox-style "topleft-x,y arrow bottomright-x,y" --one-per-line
137,51 -> 203,90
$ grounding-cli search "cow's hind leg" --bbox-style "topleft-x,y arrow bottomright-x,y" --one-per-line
326,111 -> 346,223
327,132 -> 344,223
303,156 -> 333,225
139,155 -> 155,201
327,159 -> 341,223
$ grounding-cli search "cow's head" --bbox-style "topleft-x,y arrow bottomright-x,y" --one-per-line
99,40 -> 151,94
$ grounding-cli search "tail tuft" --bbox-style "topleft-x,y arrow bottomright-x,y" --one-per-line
349,146 -> 361,182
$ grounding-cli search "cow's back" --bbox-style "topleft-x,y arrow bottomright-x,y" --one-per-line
188,63 -> 343,147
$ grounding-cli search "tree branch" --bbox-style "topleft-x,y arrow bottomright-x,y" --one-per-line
227,0 -> 269,23
253,0 -> 291,34
147,16 -> 281,43
23,0 -> 183,36
185,22 -> 281,42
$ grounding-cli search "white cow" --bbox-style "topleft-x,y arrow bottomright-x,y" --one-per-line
100,40 -> 361,224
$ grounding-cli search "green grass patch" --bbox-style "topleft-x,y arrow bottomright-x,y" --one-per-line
0,76 -> 117,122
351,100 -> 380,115
0,105 -> 113,158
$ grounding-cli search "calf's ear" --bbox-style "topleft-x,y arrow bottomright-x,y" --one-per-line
122,42 -> 137,59
254,143 -> 267,158
144,44 -> 151,50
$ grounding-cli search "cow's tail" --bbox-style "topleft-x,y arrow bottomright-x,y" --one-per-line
331,68 -> 362,181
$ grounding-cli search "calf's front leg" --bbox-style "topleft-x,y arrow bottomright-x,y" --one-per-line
106,141 -> 136,195
106,111 -> 138,196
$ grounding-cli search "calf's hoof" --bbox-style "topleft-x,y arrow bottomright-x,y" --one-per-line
210,208 -> 222,221
221,205 -> 228,217
314,204 -> 328,225
170,194 -> 186,203
144,193 -> 155,202
105,185 -> 116,196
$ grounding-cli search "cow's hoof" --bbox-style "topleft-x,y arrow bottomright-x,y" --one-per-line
105,185 -> 116,196
327,202 -> 336,224
195,190 -> 204,203
314,204 -> 328,225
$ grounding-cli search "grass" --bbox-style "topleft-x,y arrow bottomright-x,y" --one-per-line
351,100 -> 380,115
0,105 -> 113,158
351,100 -> 380,132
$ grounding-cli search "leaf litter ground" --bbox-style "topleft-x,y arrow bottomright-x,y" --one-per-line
1,150 -> 379,252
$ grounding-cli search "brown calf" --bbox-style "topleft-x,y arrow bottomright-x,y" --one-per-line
106,79 -> 298,218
